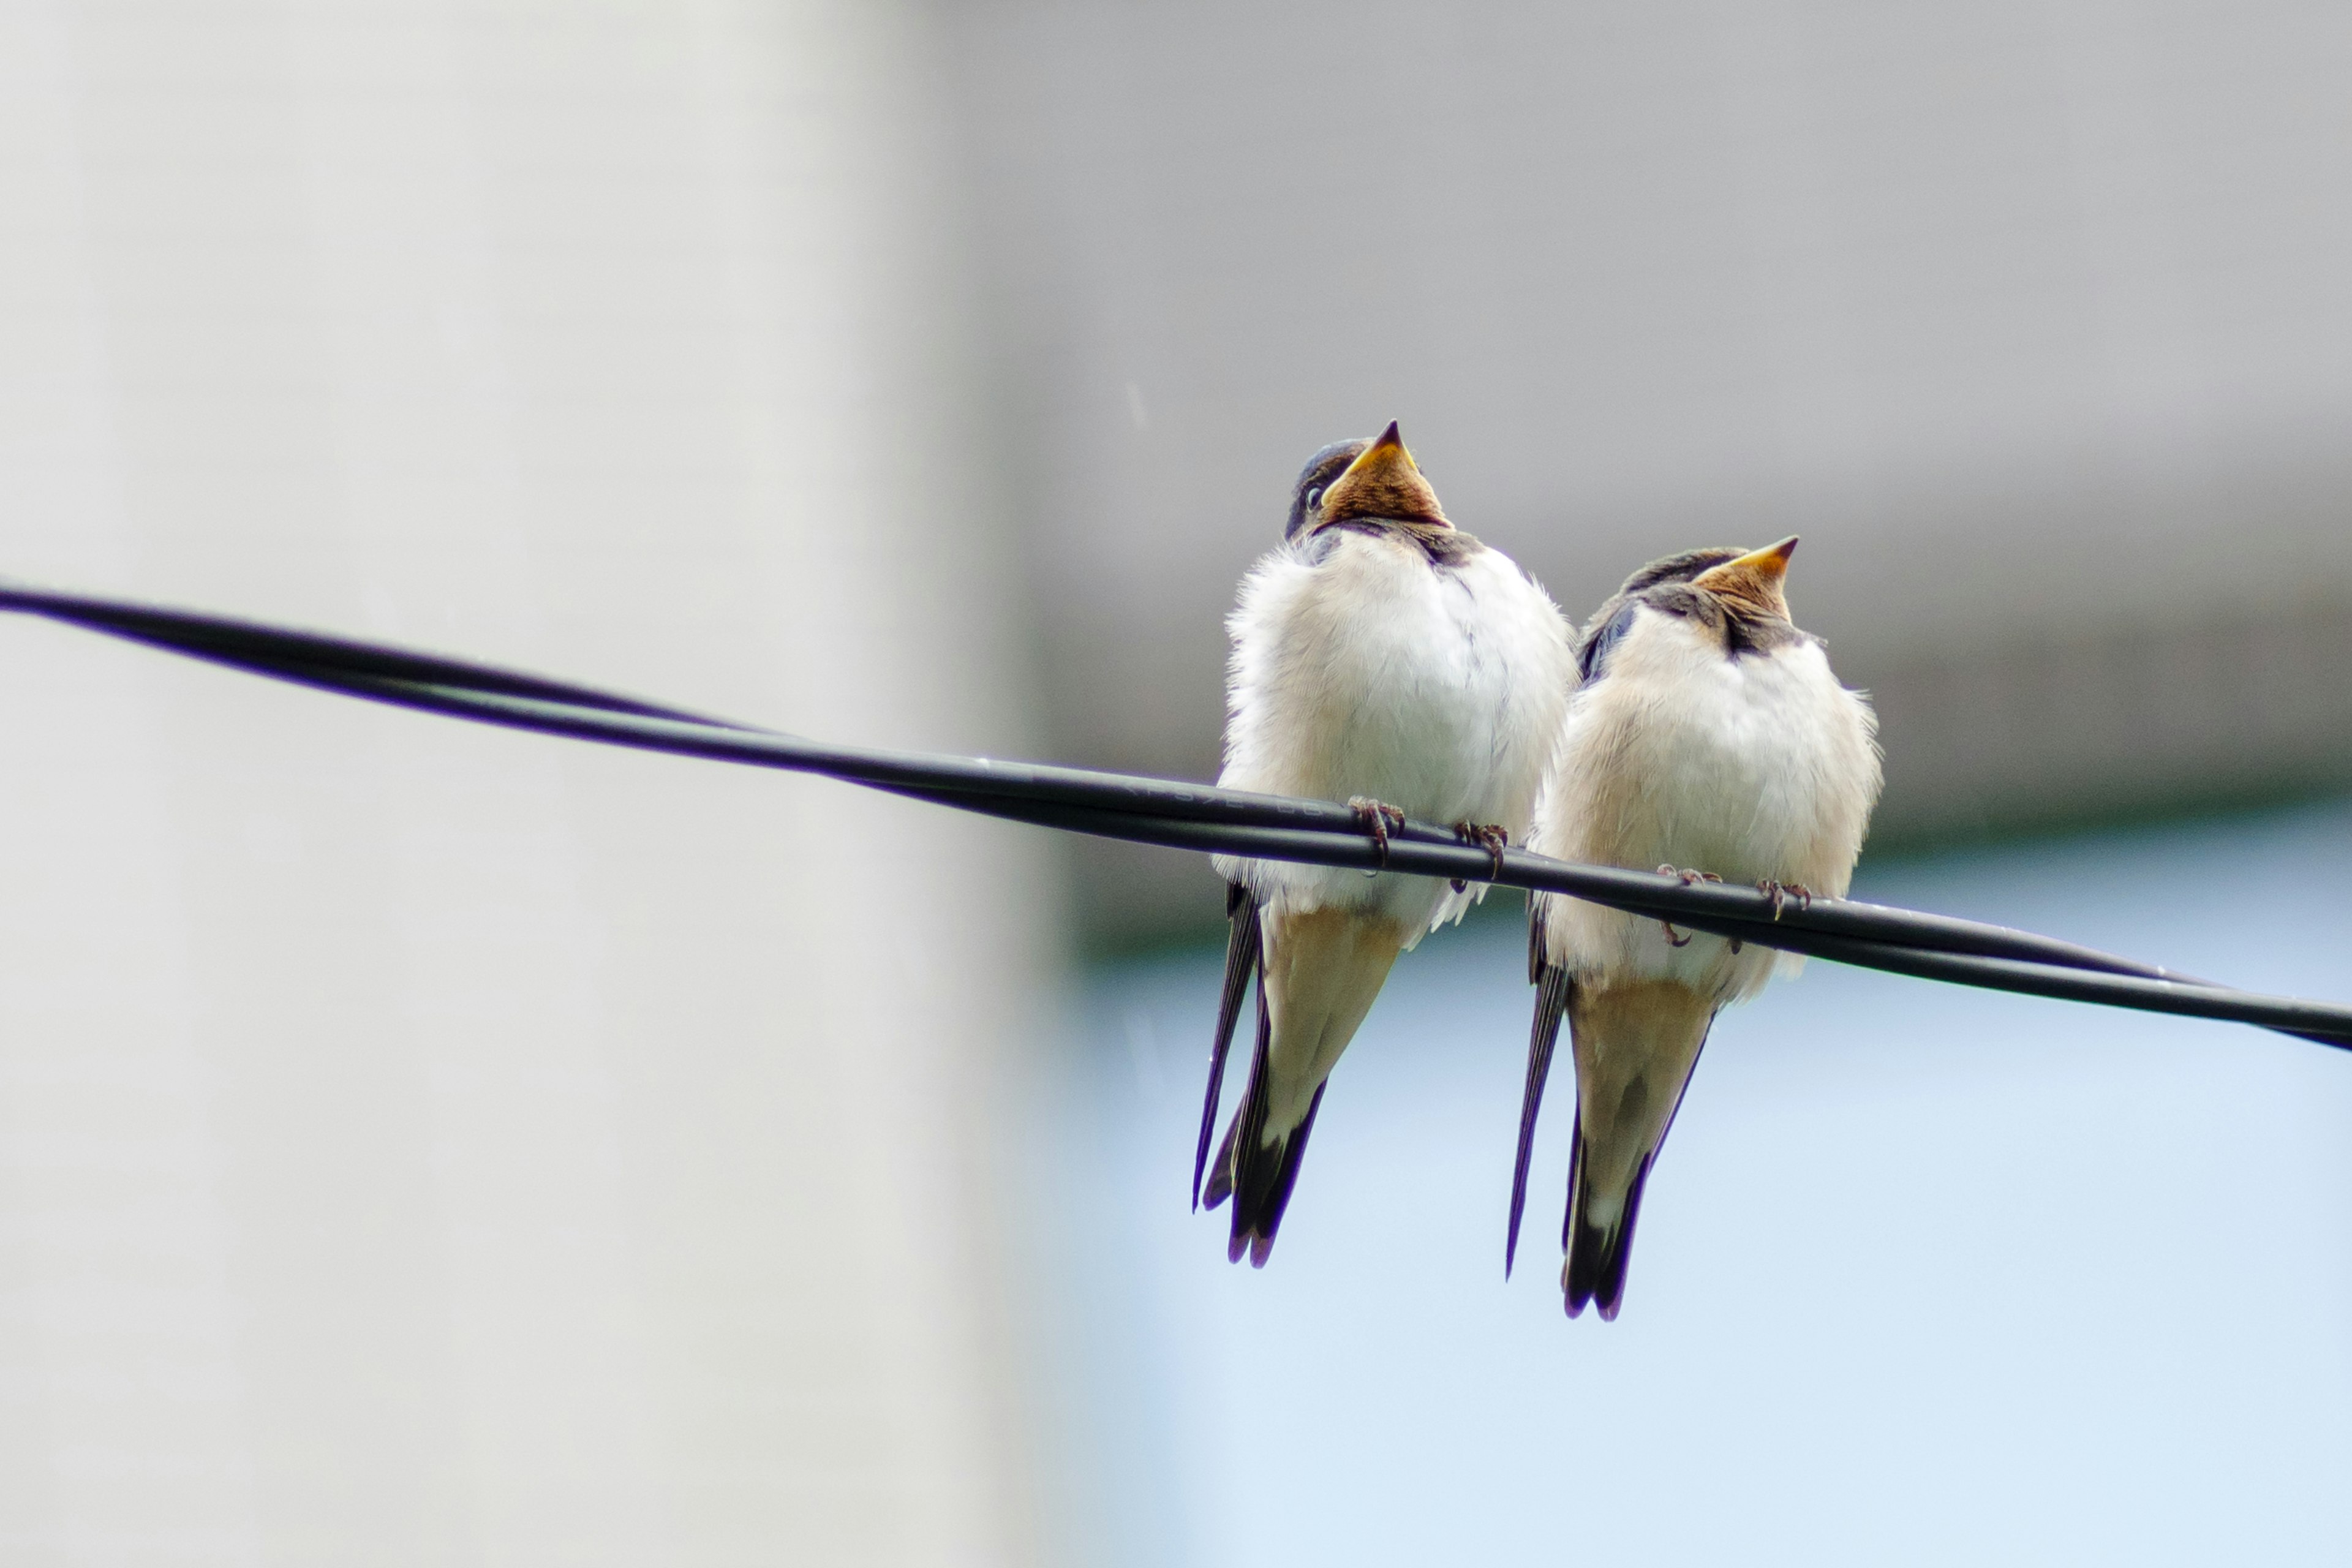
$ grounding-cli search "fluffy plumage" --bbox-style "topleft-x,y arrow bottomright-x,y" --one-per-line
1521,538 -> 1881,1318
1197,424 -> 1575,1265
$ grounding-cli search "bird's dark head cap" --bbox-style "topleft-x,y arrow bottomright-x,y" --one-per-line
1285,438 -> 1369,539
1287,421 -> 1448,538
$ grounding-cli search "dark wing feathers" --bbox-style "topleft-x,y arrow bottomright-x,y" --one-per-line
1193,884 -> 1261,1208
1577,599 -> 1642,684
1509,961 -> 1572,1278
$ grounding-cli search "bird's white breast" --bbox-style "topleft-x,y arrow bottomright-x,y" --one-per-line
1215,529 -> 1572,941
1535,605 -> 1880,997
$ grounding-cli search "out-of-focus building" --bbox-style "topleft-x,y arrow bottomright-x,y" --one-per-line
0,4 -> 1053,1564
942,1 -> 2352,943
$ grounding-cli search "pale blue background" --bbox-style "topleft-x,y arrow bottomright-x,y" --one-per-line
1035,801 -> 2352,1565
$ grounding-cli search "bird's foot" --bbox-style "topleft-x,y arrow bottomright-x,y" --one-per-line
1455,821 -> 1510,881
1349,797 -> 1407,866
1754,879 -> 1815,919
1654,865 -> 1717,947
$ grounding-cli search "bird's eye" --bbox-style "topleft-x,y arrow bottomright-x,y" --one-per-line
1303,486 -> 1325,512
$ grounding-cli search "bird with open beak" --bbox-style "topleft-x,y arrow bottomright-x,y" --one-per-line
1197,422 -> 1575,1265
1516,538 -> 1881,1318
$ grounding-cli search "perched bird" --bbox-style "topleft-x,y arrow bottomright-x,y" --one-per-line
1516,538 -> 1880,1318
1197,423 -> 1575,1265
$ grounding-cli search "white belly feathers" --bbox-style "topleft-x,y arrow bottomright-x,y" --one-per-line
1214,528 -> 1572,944
1533,604 -> 1880,1000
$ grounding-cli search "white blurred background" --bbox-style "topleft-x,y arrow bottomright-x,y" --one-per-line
0,2 -> 2348,1564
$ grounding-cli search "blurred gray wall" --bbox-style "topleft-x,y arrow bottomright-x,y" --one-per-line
943,1 -> 2352,944
0,4 -> 1057,1563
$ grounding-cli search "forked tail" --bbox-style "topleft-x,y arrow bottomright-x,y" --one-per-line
1562,1122 -> 1652,1321
1203,1029 -> 1327,1268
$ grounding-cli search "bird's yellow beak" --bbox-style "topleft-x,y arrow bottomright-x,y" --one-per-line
1346,421 -> 1417,477
1692,536 -> 1798,616
1722,536 -> 1798,578
1317,421 -> 1449,529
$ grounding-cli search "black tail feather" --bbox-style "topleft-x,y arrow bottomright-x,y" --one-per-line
1208,974 -> 1324,1266
1559,1006 -> 1718,1321
1563,1136 -> 1653,1321
1507,963 -> 1572,1278
1227,1082 -> 1325,1267
1193,884 -> 1261,1208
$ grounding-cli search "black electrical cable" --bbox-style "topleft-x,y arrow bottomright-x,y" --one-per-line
4,578 -> 2347,1048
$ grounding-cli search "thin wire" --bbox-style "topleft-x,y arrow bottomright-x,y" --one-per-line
4,578 -> 2347,1049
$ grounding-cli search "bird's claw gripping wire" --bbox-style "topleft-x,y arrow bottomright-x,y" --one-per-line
1755,879 -> 1815,920
1450,821 -> 1509,891
1656,865 -> 1721,946
1348,797 -> 1407,867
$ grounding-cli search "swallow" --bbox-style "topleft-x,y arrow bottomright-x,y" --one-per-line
1196,422 -> 1575,1265
1515,538 -> 1881,1317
